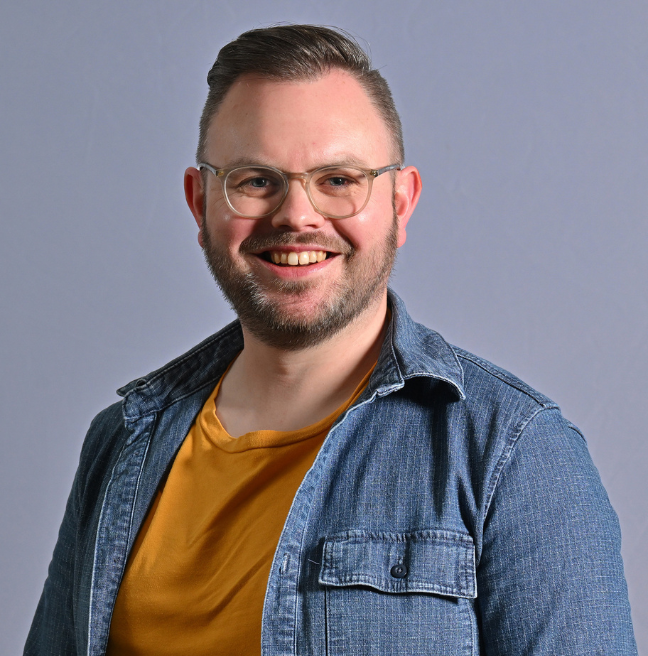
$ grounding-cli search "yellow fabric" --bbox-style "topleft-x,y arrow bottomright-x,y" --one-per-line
106,361 -> 374,655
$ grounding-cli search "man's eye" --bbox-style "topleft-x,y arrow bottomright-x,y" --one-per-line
325,176 -> 352,187
245,177 -> 271,188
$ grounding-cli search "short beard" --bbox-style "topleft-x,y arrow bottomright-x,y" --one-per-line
201,211 -> 398,351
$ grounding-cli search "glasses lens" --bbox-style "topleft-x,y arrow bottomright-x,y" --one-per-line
225,167 -> 285,217
309,166 -> 370,218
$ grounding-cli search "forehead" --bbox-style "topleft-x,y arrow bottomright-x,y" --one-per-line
205,70 -> 393,168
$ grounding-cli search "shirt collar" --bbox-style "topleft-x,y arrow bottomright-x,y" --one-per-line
369,289 -> 465,400
117,288 -> 465,419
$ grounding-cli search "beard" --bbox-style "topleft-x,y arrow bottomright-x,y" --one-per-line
201,212 -> 398,351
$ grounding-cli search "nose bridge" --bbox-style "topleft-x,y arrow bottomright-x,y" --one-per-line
271,171 -> 324,228
281,172 -> 317,212
285,171 -> 309,186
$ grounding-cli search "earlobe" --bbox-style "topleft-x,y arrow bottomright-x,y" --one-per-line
394,166 -> 422,247
184,167 -> 205,248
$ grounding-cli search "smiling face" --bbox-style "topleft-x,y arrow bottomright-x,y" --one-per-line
186,69 -> 420,349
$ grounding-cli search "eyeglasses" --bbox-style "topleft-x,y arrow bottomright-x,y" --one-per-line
198,162 -> 401,219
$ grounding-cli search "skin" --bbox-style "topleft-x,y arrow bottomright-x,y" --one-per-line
185,69 -> 422,436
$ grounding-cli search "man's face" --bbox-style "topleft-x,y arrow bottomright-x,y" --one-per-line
196,70 -> 409,349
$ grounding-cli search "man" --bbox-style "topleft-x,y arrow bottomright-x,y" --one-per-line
26,24 -> 636,655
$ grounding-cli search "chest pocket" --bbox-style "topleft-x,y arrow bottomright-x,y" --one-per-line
319,529 -> 477,656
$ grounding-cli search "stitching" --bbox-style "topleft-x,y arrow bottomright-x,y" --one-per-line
321,575 -> 470,597
122,374 -> 223,421
135,322 -> 240,389
455,350 -> 558,408
482,406 -> 551,528
328,530 -> 474,545
97,423 -> 156,656
86,447 -> 125,656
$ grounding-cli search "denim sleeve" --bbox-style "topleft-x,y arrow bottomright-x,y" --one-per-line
23,402 -> 125,656
477,407 -> 637,654
24,468 -> 81,655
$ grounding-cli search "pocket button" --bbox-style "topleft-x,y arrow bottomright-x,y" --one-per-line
390,563 -> 408,578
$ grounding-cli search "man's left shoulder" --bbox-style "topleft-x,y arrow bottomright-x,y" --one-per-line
451,345 -> 556,409
439,342 -> 588,456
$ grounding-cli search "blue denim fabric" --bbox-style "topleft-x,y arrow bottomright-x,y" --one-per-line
25,290 -> 637,655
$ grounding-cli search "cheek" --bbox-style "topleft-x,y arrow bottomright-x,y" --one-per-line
332,220 -> 379,255
340,190 -> 395,248
208,194 -> 232,218
205,199 -> 255,253
215,221 -> 255,255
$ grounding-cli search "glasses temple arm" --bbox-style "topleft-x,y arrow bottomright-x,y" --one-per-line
371,164 -> 403,177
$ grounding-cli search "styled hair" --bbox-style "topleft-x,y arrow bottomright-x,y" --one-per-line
197,24 -> 404,164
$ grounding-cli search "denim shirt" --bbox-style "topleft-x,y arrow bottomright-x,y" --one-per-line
25,290 -> 637,655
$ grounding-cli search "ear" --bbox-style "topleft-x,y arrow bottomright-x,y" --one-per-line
393,166 -> 422,247
184,167 -> 205,248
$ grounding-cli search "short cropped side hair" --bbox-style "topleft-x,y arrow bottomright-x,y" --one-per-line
197,24 -> 404,164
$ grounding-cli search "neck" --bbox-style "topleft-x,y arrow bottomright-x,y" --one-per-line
216,290 -> 389,435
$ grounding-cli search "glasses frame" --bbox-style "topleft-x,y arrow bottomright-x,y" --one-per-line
198,161 -> 402,219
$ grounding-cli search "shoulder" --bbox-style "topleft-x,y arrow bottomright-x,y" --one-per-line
448,344 -> 584,453
74,400 -> 130,506
450,345 -> 573,433
452,346 -> 555,409
72,321 -> 243,499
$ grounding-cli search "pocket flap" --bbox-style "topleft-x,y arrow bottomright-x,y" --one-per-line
319,529 -> 476,598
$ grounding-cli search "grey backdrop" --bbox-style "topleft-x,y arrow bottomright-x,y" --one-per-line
1,1 -> 646,653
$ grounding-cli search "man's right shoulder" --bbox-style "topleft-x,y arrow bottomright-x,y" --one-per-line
74,401 -> 130,502
74,320 -> 244,494
83,400 -> 127,454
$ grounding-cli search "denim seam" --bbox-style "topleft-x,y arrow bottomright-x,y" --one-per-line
482,406 -> 550,535
324,585 -> 331,656
469,597 -> 478,656
122,374 -> 223,422
123,415 -> 156,553
380,321 -> 405,390
456,351 -> 558,408
457,597 -> 470,656
123,322 -> 240,391
96,421 -> 155,656
77,408 -> 122,503
322,577 -> 469,596
86,443 -> 126,656
567,422 -> 587,445
327,531 -> 473,545
291,507 -> 310,654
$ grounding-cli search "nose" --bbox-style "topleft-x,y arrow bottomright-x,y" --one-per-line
270,176 -> 327,230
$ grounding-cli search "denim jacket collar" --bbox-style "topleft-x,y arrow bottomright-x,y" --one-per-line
116,289 -> 465,423
369,290 -> 465,401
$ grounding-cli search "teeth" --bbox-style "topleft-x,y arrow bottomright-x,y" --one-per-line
269,250 -> 328,266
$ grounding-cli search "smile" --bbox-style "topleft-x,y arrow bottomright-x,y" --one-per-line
264,250 -> 329,267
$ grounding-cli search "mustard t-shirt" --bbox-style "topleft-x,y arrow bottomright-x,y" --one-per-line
106,362 -> 374,655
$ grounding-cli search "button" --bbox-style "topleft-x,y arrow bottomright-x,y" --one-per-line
390,563 -> 408,578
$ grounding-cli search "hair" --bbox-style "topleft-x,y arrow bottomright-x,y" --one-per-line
196,24 -> 404,164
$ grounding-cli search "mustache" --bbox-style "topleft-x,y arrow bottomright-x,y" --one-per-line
239,231 -> 353,255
